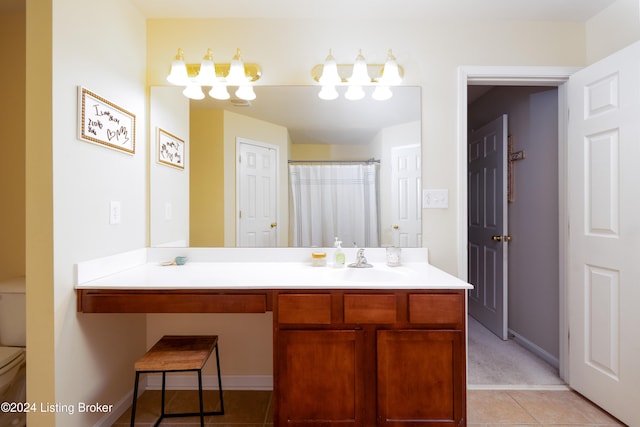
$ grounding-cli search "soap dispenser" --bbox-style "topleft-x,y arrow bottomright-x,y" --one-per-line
333,237 -> 346,268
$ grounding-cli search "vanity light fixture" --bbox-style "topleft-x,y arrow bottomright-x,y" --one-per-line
166,48 -> 261,101
312,49 -> 404,101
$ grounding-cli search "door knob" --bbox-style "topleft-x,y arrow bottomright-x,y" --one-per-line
270,222 -> 277,228
491,235 -> 502,242
393,224 -> 399,230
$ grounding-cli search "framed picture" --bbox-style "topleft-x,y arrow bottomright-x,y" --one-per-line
157,128 -> 185,169
78,86 -> 136,154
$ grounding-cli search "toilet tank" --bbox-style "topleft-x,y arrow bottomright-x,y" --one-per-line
0,277 -> 26,347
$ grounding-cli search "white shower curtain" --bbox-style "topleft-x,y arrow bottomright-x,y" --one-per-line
289,163 -> 380,247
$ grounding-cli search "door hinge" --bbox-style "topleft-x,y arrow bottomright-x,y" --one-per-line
239,210 -> 242,219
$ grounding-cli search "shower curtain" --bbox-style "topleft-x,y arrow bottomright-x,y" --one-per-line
289,163 -> 380,247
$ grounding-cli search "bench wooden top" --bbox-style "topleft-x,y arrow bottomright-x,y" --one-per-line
134,335 -> 218,372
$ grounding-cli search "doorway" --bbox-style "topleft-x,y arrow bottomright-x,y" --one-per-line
467,85 -> 562,386
457,66 -> 577,382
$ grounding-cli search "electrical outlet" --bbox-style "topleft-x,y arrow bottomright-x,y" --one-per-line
109,201 -> 121,224
423,189 -> 448,209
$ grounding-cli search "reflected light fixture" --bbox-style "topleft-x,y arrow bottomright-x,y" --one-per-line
312,49 -> 404,101
166,48 -> 261,101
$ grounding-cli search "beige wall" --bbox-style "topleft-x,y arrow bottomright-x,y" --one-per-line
25,2 -> 54,425
587,0 -> 640,63
190,109 -> 226,246
0,11 -> 25,281
26,1 -> 148,426
290,143 -> 373,160
150,87 -> 190,247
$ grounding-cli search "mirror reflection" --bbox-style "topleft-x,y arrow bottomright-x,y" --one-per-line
149,85 -> 422,248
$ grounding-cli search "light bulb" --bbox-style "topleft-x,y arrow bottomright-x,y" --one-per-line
318,85 -> 339,100
345,85 -> 365,101
209,85 -> 230,100
196,48 -> 218,86
183,82 -> 205,100
226,48 -> 249,86
348,50 -> 371,86
319,49 -> 341,86
235,85 -> 256,101
372,86 -> 393,101
379,49 -> 402,86
167,48 -> 190,86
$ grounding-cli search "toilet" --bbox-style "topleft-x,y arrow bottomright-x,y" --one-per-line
0,277 -> 26,427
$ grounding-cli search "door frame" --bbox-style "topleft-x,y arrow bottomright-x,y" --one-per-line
456,66 -> 580,381
235,137 -> 280,247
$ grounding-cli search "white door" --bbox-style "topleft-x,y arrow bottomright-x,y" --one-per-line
390,144 -> 421,247
468,115 -> 508,340
567,41 -> 640,426
237,139 -> 278,247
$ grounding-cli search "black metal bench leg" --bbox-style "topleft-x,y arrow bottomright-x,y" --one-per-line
198,370 -> 205,427
153,371 -> 167,427
215,343 -> 225,414
130,371 -> 140,427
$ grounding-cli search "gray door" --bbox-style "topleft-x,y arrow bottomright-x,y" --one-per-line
468,115 -> 508,340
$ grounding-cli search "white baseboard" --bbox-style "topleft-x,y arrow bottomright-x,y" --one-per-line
508,328 -> 560,369
94,375 -> 271,427
93,376 -> 148,427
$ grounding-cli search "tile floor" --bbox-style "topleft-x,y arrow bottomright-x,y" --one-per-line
113,389 -> 625,426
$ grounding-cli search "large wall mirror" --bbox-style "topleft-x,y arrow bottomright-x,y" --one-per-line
150,85 -> 422,248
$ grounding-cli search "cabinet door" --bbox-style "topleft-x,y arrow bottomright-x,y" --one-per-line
377,330 -> 465,426
277,330 -> 365,426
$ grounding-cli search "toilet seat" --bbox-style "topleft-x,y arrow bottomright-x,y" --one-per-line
0,346 -> 25,374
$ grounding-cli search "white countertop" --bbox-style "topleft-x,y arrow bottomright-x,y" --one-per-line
76,261 -> 472,290
74,248 -> 472,291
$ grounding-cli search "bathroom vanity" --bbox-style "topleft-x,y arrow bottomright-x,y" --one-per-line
75,248 -> 471,426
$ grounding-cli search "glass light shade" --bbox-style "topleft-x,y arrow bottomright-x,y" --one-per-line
319,50 -> 341,85
208,84 -> 230,100
345,85 -> 365,101
167,54 -> 190,86
182,82 -> 205,100
372,86 -> 393,101
379,50 -> 402,86
226,49 -> 249,86
348,50 -> 371,86
235,85 -> 256,101
196,49 -> 218,86
318,85 -> 339,100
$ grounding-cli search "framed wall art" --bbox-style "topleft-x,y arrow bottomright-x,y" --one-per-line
157,128 -> 185,169
78,86 -> 136,154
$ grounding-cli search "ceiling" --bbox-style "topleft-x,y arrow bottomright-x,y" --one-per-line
130,0 -> 616,21
189,85 -> 422,145
4,0 -> 616,20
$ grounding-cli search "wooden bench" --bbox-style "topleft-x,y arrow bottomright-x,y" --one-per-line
130,335 -> 224,426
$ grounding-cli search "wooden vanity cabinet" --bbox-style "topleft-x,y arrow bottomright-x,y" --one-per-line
273,290 -> 466,427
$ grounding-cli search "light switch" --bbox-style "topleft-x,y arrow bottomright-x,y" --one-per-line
423,189 -> 448,209
109,200 -> 121,224
164,202 -> 173,221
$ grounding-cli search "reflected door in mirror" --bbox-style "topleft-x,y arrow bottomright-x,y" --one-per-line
238,140 -> 278,247
391,144 -> 421,247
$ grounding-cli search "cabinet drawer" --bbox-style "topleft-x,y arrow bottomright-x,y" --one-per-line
278,294 -> 332,324
408,293 -> 464,326
344,294 -> 397,323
